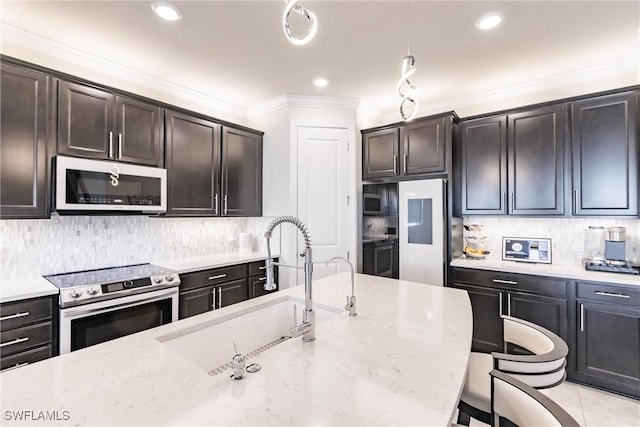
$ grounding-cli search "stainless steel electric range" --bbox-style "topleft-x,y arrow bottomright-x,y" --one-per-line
45,264 -> 181,354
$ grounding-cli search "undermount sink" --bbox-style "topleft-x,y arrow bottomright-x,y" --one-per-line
157,296 -> 343,374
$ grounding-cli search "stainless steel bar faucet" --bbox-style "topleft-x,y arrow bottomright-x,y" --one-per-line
264,216 -> 315,342
325,256 -> 357,316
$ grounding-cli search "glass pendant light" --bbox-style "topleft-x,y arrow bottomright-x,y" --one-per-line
282,0 -> 318,45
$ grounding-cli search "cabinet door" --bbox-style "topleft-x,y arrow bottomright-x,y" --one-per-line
0,63 -> 50,219
508,106 -> 564,215
386,183 -> 398,216
576,301 -> 640,397
217,278 -> 249,308
402,116 -> 446,175
58,80 -> 114,159
165,110 -> 220,216
452,283 -> 504,353
507,292 -> 568,343
460,116 -> 507,214
179,285 -> 215,319
114,96 -> 163,166
362,128 -> 399,179
571,91 -> 638,216
221,126 -> 262,216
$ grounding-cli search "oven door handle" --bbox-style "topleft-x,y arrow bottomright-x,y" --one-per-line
63,290 -> 178,317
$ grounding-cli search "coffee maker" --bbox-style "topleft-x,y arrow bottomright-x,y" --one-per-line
584,226 -> 639,274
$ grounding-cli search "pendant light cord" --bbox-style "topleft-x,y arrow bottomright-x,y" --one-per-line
406,0 -> 411,55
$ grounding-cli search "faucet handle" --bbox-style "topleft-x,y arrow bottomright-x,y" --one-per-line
231,353 -> 246,381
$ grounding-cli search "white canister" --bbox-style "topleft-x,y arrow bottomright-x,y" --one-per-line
238,233 -> 253,253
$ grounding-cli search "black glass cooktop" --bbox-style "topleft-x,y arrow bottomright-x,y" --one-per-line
45,264 -> 174,288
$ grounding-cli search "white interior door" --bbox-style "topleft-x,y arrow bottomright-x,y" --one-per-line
297,126 -> 350,282
399,179 -> 445,286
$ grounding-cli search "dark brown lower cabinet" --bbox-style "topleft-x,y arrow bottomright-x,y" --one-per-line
574,281 -> 640,398
450,282 -> 504,353
178,259 -> 278,320
0,295 -> 57,372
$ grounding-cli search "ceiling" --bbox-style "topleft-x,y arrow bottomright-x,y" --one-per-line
2,1 -> 639,120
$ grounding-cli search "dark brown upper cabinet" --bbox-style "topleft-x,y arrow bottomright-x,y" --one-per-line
461,105 -> 564,216
570,91 -> 638,216
0,62 -> 52,219
165,110 -> 220,216
460,115 -> 508,214
165,110 -> 263,217
508,105 -> 564,215
221,126 -> 262,217
362,128 -> 399,179
402,116 -> 447,175
57,80 -> 163,166
362,114 -> 452,181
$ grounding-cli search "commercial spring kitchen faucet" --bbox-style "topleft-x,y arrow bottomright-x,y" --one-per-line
264,216 -> 315,342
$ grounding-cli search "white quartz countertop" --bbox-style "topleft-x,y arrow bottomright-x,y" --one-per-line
451,257 -> 640,287
152,251 -> 279,273
0,273 -> 473,426
0,252 -> 280,304
0,276 -> 59,304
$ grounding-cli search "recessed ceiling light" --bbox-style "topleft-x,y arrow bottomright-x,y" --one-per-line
475,11 -> 505,30
151,1 -> 183,22
313,77 -> 329,87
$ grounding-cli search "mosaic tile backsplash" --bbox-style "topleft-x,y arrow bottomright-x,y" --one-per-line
1,215 -> 280,279
462,216 -> 640,266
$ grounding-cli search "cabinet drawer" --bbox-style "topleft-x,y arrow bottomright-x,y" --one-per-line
0,297 -> 53,332
576,281 -> 640,306
0,321 -> 52,357
249,259 -> 275,276
0,344 -> 53,372
180,264 -> 246,291
452,268 -> 567,298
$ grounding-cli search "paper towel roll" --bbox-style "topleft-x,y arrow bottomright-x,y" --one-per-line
238,233 -> 253,253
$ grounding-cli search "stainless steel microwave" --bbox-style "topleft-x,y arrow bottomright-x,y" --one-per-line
55,156 -> 167,214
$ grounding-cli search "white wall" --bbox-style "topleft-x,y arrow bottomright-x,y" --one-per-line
249,101 -> 358,288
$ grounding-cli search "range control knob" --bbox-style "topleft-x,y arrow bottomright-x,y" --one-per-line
69,288 -> 83,298
153,276 -> 163,284
165,274 -> 175,282
87,286 -> 100,295
123,280 -> 134,289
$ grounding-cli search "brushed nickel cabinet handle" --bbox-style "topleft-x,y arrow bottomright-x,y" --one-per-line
393,155 -> 397,175
211,288 -> 216,310
118,133 -> 123,160
224,194 -> 228,215
0,337 -> 29,348
499,292 -> 503,316
208,274 -> 227,280
507,293 -> 512,316
493,279 -> 518,285
108,132 -> 114,158
258,277 -> 266,281
218,287 -> 222,309
404,153 -> 408,174
580,303 -> 584,332
595,291 -> 630,299
573,189 -> 578,214
0,311 -> 29,321
214,194 -> 219,215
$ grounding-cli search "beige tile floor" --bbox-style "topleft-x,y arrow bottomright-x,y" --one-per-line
467,381 -> 639,427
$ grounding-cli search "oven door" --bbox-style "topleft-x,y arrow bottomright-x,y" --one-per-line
59,287 -> 178,354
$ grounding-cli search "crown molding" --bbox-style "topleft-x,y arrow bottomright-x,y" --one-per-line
401,58 -> 639,119
248,94 -> 360,118
1,23 -> 248,120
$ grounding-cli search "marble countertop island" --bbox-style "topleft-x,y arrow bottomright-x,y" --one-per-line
0,273 -> 472,426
